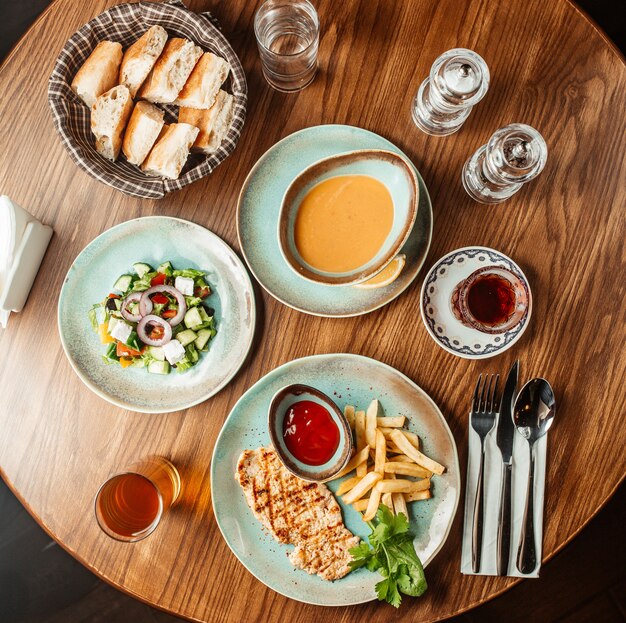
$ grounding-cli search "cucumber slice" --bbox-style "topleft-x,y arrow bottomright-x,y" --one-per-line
184,307 -> 203,330
157,261 -> 173,276
133,262 -> 153,278
113,274 -> 133,293
194,328 -> 213,350
187,345 -> 199,363
148,360 -> 170,375
198,306 -> 211,324
149,346 -> 165,361
176,329 -> 198,347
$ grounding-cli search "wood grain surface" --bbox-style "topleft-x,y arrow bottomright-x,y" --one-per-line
0,0 -> 624,622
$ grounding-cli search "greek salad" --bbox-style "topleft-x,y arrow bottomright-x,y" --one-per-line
88,261 -> 217,374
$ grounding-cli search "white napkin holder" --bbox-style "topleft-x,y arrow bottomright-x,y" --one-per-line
0,195 -> 53,327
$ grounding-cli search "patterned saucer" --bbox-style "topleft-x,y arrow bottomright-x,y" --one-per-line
420,247 -> 532,359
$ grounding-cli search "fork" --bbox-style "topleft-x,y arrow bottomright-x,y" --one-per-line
470,373 -> 499,573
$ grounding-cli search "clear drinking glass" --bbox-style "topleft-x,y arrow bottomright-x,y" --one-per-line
94,457 -> 181,542
462,123 -> 548,203
254,0 -> 319,92
450,266 -> 529,334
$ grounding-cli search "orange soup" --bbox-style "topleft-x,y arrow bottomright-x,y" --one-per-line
294,175 -> 394,273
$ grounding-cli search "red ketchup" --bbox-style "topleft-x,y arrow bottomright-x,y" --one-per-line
282,400 -> 340,466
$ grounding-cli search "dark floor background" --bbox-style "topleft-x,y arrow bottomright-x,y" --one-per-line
1,1 -> 625,622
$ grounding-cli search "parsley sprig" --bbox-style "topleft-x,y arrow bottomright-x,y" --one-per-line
348,504 -> 427,607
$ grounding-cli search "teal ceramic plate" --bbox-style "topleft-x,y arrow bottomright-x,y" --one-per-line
211,354 -> 460,606
237,125 -> 433,317
58,216 -> 255,413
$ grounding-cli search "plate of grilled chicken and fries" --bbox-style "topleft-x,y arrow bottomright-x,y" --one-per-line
211,353 -> 460,607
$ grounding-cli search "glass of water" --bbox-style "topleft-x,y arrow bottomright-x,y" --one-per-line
254,0 -> 319,92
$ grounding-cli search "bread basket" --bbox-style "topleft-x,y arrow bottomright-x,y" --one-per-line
48,0 -> 247,199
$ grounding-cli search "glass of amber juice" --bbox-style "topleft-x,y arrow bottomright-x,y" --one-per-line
94,457 -> 181,542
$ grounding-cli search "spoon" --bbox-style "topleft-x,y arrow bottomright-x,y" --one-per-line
513,378 -> 556,574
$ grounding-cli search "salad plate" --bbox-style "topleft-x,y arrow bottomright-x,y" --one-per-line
237,125 -> 433,317
211,353 -> 460,606
58,216 -> 255,413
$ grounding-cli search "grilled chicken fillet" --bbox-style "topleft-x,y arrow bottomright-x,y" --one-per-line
236,447 -> 360,581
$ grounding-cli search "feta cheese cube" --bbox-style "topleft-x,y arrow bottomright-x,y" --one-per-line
162,339 -> 186,365
174,276 -> 194,296
109,319 -> 132,343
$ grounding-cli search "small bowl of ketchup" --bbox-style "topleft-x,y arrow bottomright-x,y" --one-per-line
268,384 -> 353,482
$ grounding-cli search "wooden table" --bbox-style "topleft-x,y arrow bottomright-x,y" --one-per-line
1,0 -> 624,621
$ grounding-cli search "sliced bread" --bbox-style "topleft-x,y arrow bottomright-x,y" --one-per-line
119,25 -> 168,98
71,40 -> 123,108
90,85 -> 134,161
122,101 -> 165,165
141,123 -> 199,179
178,90 -> 235,153
174,52 -> 231,109
138,38 -> 203,104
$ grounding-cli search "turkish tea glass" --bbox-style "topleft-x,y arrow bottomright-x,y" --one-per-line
254,0 -> 319,92
94,456 -> 181,542
450,266 -> 528,334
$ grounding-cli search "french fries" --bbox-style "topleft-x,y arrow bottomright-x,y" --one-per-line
336,475 -> 361,496
365,400 -> 378,448
392,492 -> 408,517
352,498 -> 369,512
344,405 -> 355,430
382,492 -> 394,510
383,461 -> 432,479
342,471 -> 382,504
374,429 -> 386,474
376,416 -> 406,428
333,398 -> 445,521
389,430 -> 445,475
375,478 -> 430,494
405,489 -> 432,502
355,410 -> 367,477
362,486 -> 383,521
380,428 -> 420,449
330,445 -> 370,480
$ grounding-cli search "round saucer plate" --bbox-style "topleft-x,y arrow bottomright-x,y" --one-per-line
211,353 -> 460,606
420,246 -> 532,359
58,216 -> 256,413
237,125 -> 433,317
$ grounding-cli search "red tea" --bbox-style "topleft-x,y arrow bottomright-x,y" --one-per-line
466,274 -> 516,326
96,473 -> 160,538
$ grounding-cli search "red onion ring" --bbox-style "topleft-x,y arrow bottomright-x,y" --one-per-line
120,292 -> 143,323
139,285 -> 187,326
137,315 -> 172,346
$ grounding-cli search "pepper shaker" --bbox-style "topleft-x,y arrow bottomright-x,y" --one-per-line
411,48 -> 490,136
462,123 -> 548,204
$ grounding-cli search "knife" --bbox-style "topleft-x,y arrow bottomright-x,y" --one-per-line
495,360 -> 519,576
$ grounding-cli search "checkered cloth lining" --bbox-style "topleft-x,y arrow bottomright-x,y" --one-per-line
48,0 -> 247,199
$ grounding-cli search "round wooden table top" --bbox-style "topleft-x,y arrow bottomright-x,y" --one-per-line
1,0 -> 625,621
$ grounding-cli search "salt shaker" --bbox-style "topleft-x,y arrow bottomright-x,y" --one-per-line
411,48 -> 490,136
462,123 -> 548,204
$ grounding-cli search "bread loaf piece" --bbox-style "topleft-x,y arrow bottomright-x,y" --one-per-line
122,101 -> 165,165
174,52 -> 231,109
71,41 -> 123,107
178,90 -> 235,153
91,85 -> 133,161
141,123 -> 199,179
119,25 -> 168,98
139,38 -> 203,104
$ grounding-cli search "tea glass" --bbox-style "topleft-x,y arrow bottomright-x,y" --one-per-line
450,266 -> 528,334
254,0 -> 319,92
94,456 -> 181,542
